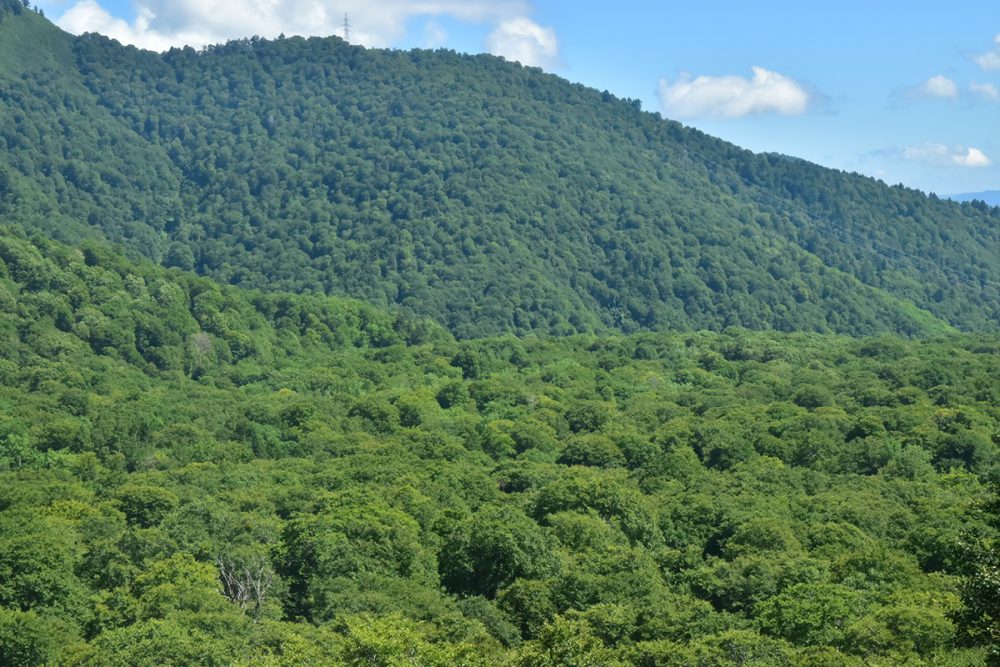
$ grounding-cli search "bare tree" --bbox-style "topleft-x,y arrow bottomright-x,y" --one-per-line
217,555 -> 274,621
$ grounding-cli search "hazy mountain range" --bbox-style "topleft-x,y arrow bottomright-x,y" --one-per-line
947,190 -> 1000,206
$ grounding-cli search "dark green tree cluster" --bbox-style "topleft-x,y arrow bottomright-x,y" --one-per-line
0,10 -> 998,337
956,475 -> 1000,664
0,230 -> 995,664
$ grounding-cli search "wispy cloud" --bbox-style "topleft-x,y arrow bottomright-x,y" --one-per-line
892,74 -> 1000,106
55,0 -> 529,50
485,16 -> 560,69
658,66 -> 820,119
970,81 -> 1000,100
919,75 -> 959,98
892,74 -> 961,105
972,34 -> 1000,71
422,20 -> 448,49
901,143 -> 992,168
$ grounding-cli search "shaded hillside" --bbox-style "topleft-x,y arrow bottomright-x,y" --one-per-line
0,227 -> 996,664
0,7 -> 997,336
0,224 -> 445,379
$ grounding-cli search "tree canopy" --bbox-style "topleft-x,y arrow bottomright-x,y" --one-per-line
0,8 -> 998,664
0,11 -> 998,338
0,229 -> 993,663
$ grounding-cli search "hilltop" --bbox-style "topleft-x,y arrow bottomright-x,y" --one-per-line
0,5 -> 997,339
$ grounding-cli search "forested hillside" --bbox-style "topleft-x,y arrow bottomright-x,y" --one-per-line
0,4 -> 998,337
2,4 -> 1000,662
0,227 -> 996,664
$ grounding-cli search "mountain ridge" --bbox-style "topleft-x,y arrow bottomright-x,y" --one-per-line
0,5 -> 999,662
0,9 -> 996,337
949,190 -> 1000,206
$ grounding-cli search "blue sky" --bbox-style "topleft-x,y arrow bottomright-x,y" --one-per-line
37,0 -> 1000,195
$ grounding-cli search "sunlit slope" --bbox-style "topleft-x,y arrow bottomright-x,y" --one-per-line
0,6 -> 995,337
0,223 -> 996,664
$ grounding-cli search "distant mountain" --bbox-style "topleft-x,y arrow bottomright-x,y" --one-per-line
948,190 -> 1000,206
0,4 -> 998,337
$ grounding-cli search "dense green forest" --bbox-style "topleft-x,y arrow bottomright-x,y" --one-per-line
3,3 -> 1000,664
0,228 -> 997,664
1,4 -> 998,337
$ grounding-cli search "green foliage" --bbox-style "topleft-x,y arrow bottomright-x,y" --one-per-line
115,484 -> 179,528
955,478 -> 1000,664
513,616 -> 624,666
0,8 -> 996,664
0,190 -> 994,662
0,608 -> 75,666
558,434 -> 627,468
1,13 -> 998,338
78,619 -> 240,667
0,509 -> 87,618
440,504 -> 556,598
757,583 -> 865,647
335,613 -> 488,666
278,492 -> 433,621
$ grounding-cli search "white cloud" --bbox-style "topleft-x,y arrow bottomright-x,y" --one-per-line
920,75 -> 958,98
893,75 -> 967,105
55,0 -> 528,51
485,16 -> 559,69
902,143 -> 992,168
974,52 -> 1000,70
57,0 -> 179,51
658,66 -> 815,119
971,81 -> 1000,100
422,20 -> 447,49
972,33 -> 1000,70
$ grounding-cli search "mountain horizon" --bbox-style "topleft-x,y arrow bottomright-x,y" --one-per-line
2,2 -> 1000,664
948,189 -> 1000,206
1,2 -> 998,339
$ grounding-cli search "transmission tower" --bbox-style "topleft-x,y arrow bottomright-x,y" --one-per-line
342,13 -> 350,42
